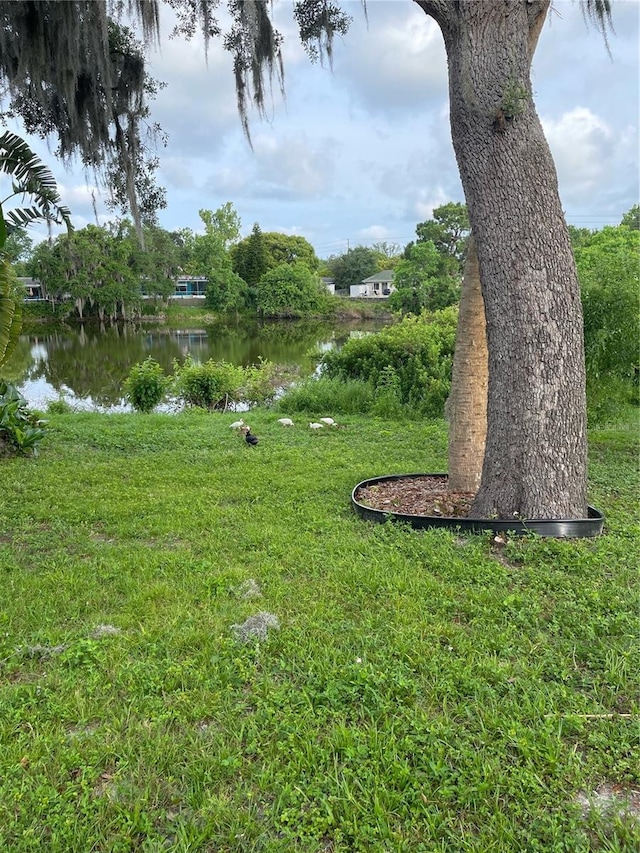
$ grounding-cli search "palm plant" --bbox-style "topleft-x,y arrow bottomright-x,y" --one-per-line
0,130 -> 72,370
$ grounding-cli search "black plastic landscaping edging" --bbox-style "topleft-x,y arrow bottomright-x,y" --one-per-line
352,474 -> 605,538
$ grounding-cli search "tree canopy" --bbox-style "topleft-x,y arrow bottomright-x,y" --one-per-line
413,202 -> 470,270
257,261 -> 327,317
232,229 -> 320,284
390,240 -> 460,315
327,246 -> 381,290
575,219 -> 640,381
231,223 -> 269,287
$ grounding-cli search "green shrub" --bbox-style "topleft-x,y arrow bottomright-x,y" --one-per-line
172,356 -> 245,410
0,381 -> 48,457
277,376 -> 375,416
124,357 -> 168,413
257,262 -> 329,317
46,397 -> 74,415
587,377 -> 639,428
241,358 -> 296,407
321,307 -> 457,417
576,225 -> 640,381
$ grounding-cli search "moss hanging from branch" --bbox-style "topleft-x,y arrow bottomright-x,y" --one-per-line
0,1 -> 160,232
0,1 -> 158,162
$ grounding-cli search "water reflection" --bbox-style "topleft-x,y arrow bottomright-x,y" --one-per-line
9,317 -> 383,411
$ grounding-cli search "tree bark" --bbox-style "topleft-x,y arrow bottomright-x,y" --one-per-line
446,234 -> 487,493
427,0 -> 588,519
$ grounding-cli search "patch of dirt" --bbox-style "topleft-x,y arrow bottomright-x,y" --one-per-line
89,624 -> 121,639
575,783 -> 640,823
355,476 -> 475,518
66,722 -> 101,739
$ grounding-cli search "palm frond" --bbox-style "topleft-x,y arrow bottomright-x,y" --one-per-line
0,131 -> 73,232
0,131 -> 57,189
0,256 -> 21,369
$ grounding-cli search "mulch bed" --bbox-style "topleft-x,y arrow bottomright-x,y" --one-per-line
355,475 -> 475,518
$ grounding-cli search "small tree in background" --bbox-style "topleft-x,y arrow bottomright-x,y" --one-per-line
184,205 -> 243,311
370,242 -> 405,271
261,232 -> 320,272
412,202 -> 470,271
232,229 -> 320,283
257,262 -> 327,317
327,246 -> 380,291
575,221 -> 640,382
390,241 -> 460,315
621,205 -> 639,230
204,267 -> 249,313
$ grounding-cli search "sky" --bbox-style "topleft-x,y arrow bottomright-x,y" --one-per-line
11,0 -> 640,259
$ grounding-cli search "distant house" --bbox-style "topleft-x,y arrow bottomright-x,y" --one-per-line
321,276 -> 335,295
18,277 -> 47,301
349,270 -> 395,299
173,276 -> 208,298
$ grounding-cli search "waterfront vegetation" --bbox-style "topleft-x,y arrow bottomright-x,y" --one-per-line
0,409 -> 638,851
20,297 -> 392,332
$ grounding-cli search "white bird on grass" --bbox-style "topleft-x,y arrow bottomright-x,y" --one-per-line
319,417 -> 337,426
229,419 -> 245,430
309,422 -> 324,430
277,418 -> 295,427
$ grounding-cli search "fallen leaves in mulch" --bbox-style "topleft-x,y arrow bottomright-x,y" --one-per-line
355,476 -> 475,518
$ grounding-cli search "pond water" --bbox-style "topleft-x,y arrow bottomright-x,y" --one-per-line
8,317 -> 385,412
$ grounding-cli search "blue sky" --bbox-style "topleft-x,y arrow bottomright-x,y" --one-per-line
13,0 -> 640,258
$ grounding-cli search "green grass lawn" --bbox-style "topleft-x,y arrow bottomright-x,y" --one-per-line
1,411 -> 638,852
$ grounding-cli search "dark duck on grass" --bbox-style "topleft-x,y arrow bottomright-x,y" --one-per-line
240,425 -> 259,446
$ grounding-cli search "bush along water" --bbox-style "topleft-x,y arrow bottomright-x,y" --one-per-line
320,307 -> 458,417
124,356 -> 293,414
0,381 -> 48,457
277,376 -> 376,417
124,357 -> 169,413
171,357 -> 247,411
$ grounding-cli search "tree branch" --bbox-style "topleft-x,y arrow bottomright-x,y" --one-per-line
527,0 -> 550,59
413,0 -> 454,31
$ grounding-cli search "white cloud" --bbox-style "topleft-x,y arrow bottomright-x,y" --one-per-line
58,182 -> 101,208
251,132 -> 338,199
331,2 -> 448,115
158,157 -> 197,191
147,16 -> 241,159
544,107 -> 612,189
413,187 -> 452,222
357,224 -> 392,242
542,106 -> 634,210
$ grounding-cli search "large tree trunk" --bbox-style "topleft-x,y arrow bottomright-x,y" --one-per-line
446,235 -> 487,493
425,0 -> 588,519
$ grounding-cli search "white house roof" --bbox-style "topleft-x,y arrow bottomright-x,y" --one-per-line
361,270 -> 394,284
